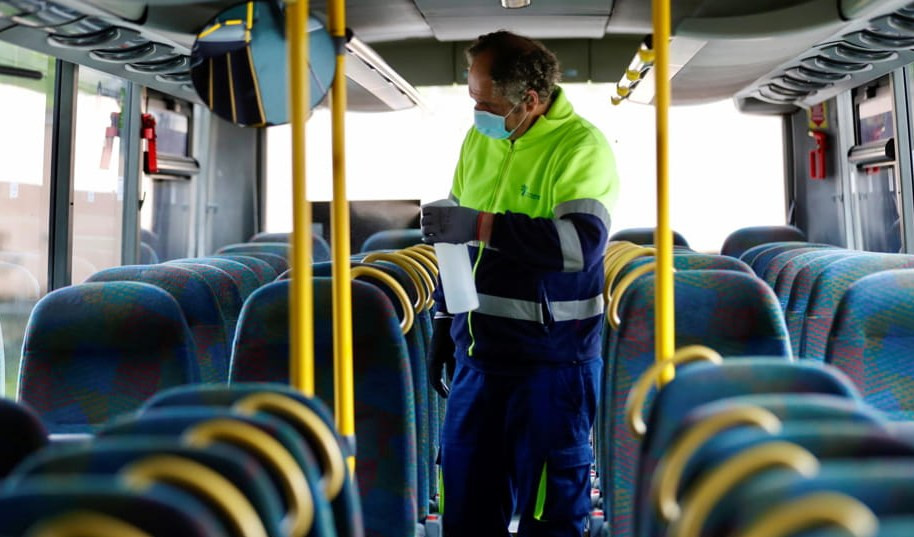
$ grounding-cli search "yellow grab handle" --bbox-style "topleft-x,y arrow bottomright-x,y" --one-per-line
400,247 -> 439,278
735,492 -> 878,537
625,345 -> 723,438
603,241 -> 640,272
609,262 -> 669,329
653,405 -> 782,521
606,247 -> 656,299
183,418 -> 314,537
121,455 -> 268,537
362,252 -> 426,313
351,265 -> 414,334
670,442 -> 820,537
394,252 -> 436,309
26,512 -> 152,537
235,392 -> 347,501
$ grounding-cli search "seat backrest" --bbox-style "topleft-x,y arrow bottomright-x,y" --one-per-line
604,271 -> 792,537
608,227 -> 690,248
248,232 -> 331,263
227,251 -> 289,276
749,243 -> 834,277
19,282 -> 198,433
0,398 -> 47,478
86,265 -> 230,382
163,263 -> 243,345
140,242 -> 160,265
230,278 -> 418,537
11,437 -> 283,537
0,478 -> 230,537
759,245 -> 838,285
359,229 -> 423,253
211,255 -> 278,285
721,225 -> 807,258
803,255 -> 914,360
217,242 -> 291,260
772,250 -> 852,306
170,258 -> 260,300
617,254 -> 753,290
826,269 -> 914,419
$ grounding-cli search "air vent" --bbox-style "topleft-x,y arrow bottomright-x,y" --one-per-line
777,74 -> 829,91
818,43 -> 897,63
43,16 -> 108,36
11,4 -> 81,28
47,26 -> 144,50
801,55 -> 873,74
759,85 -> 802,103
767,82 -> 810,98
845,29 -> 914,49
787,66 -> 852,84
125,55 -> 189,74
155,71 -> 191,84
91,42 -> 176,64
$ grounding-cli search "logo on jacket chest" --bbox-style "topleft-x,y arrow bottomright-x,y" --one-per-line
519,184 -> 541,200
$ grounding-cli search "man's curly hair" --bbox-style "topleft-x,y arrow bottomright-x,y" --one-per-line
466,31 -> 561,105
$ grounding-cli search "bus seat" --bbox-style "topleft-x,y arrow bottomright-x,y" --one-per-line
753,244 -> 837,282
0,398 -> 47,478
248,232 -> 332,263
802,255 -> 914,361
0,478 -> 229,537
141,383 -> 363,537
720,225 -> 807,258
9,437 -> 283,537
18,282 -> 199,433
784,252 -> 871,356
171,258 -> 261,300
360,229 -> 423,253
213,255 -> 279,285
141,228 -> 162,259
87,265 -> 231,383
218,242 -> 290,260
765,248 -> 842,290
164,262 -> 243,345
612,253 -> 753,292
223,251 -> 289,276
230,278 -> 419,537
140,242 -> 159,265
609,227 -> 690,248
738,241 -> 815,271
827,269 -> 914,419
603,271 -> 791,537
774,251 -> 854,310
99,407 -> 335,537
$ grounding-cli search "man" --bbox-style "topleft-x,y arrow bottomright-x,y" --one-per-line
421,31 -> 619,537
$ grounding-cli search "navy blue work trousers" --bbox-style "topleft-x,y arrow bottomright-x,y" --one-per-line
441,356 -> 600,537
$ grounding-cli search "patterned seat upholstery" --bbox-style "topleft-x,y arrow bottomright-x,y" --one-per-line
616,254 -> 753,290
720,225 -> 807,258
359,229 -> 423,253
802,255 -> 914,361
230,278 -> 418,537
248,232 -> 332,262
0,478 -> 229,537
163,262 -> 243,345
827,269 -> 914,419
211,254 -> 278,285
141,383 -> 363,537
86,265 -> 230,383
756,245 -> 838,284
99,407 -> 337,537
602,271 -> 791,537
19,282 -> 198,433
10,437 -> 284,537
170,258 -> 261,300
227,251 -> 289,276
747,243 -> 833,277
608,227 -> 690,248
0,399 -> 47,477
770,250 -> 850,296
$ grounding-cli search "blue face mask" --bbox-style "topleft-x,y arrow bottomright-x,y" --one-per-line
474,101 -> 527,140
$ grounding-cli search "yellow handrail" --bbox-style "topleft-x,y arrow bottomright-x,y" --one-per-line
286,0 -> 314,396
363,252 -> 427,313
653,405 -> 782,521
183,418 -> 314,537
26,512 -> 152,537
235,392 -> 346,501
604,247 -> 655,302
670,442 -> 820,537
351,265 -> 415,334
734,493 -> 878,537
400,247 -> 439,278
625,345 -> 723,438
121,455 -> 268,537
609,262 -> 672,329
653,0 -> 676,386
602,241 -> 639,273
327,0 -> 354,472
405,245 -> 439,271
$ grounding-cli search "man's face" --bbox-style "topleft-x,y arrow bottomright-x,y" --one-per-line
468,51 -> 525,133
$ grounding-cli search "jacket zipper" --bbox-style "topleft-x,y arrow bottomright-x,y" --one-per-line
467,143 -> 515,356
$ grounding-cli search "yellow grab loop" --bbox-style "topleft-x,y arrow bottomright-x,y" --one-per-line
121,455 -> 268,537
670,442 -> 820,537
235,392 -> 347,501
653,405 -> 782,522
26,512 -> 153,537
734,492 -> 878,537
406,245 -> 439,269
183,418 -> 314,537
602,241 -> 639,272
400,247 -> 439,278
325,0 -> 355,456
609,262 -> 674,330
604,246 -> 655,302
285,0 -> 314,397
362,252 -> 427,313
351,265 -> 414,334
625,345 -> 723,438
653,0 -> 676,385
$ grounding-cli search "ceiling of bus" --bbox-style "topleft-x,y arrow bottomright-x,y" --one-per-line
3,0 -> 914,114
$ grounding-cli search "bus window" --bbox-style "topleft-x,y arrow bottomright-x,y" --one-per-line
0,42 -> 55,396
72,67 -> 127,283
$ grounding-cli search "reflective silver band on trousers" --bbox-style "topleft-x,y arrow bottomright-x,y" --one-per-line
475,293 -> 604,323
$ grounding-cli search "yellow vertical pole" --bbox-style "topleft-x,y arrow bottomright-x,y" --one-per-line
653,0 -> 675,384
286,0 -> 314,396
328,0 -> 356,473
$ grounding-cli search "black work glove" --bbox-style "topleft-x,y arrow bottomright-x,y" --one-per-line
428,316 -> 456,398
